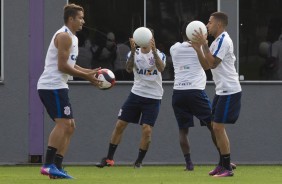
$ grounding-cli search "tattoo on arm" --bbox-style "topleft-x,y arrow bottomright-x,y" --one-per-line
211,57 -> 222,69
153,51 -> 165,72
201,44 -> 221,69
126,52 -> 135,72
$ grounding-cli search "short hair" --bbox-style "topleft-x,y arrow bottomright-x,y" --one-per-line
211,12 -> 228,26
181,20 -> 190,41
147,27 -> 154,37
63,4 -> 84,24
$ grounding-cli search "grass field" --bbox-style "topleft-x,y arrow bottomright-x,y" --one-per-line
0,165 -> 281,184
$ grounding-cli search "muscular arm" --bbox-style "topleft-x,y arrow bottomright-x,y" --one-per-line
152,51 -> 165,72
202,44 -> 222,69
55,33 -> 100,85
151,38 -> 165,72
126,51 -> 135,73
126,38 -> 136,73
191,42 -> 210,70
74,64 -> 93,73
56,33 -> 88,78
192,29 -> 222,69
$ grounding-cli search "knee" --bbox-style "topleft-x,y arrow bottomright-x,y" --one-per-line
142,125 -> 152,138
115,120 -> 127,134
179,128 -> 188,143
212,123 -> 224,134
65,120 -> 75,135
179,128 -> 188,137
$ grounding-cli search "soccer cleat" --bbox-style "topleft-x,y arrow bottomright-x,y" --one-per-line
230,162 -> 237,170
134,162 -> 142,169
209,163 -> 236,176
49,168 -> 74,179
95,157 -> 115,168
40,164 -> 68,178
58,168 -> 74,179
184,161 -> 194,171
213,168 -> 234,177
208,165 -> 223,176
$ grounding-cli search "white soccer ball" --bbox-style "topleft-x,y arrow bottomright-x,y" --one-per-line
186,21 -> 207,42
133,27 -> 152,47
95,68 -> 116,90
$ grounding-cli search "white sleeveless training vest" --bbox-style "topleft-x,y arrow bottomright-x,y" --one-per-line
37,25 -> 78,89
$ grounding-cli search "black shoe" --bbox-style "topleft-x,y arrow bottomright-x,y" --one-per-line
134,162 -> 142,169
230,163 -> 236,170
95,157 -> 114,168
184,161 -> 194,171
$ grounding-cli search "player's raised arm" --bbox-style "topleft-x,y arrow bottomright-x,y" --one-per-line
192,28 -> 221,69
126,38 -> 136,73
151,38 -> 165,72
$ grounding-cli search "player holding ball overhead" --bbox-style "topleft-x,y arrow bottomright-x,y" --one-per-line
191,12 -> 242,177
96,27 -> 166,168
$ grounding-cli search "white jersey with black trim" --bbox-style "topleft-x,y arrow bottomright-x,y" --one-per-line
170,42 -> 207,90
37,25 -> 78,89
127,48 -> 166,99
210,31 -> 241,95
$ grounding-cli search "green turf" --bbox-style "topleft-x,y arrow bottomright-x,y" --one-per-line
0,165 -> 281,184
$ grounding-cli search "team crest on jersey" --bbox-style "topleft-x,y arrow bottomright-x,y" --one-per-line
64,106 -> 71,116
149,57 -> 155,65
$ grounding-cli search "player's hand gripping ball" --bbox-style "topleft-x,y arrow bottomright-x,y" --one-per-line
133,27 -> 153,47
95,68 -> 116,90
186,21 -> 207,42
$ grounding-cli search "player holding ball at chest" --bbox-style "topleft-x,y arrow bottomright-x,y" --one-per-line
96,27 -> 166,168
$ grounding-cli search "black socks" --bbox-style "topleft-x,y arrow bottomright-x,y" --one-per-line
135,149 -> 147,163
107,143 -> 118,160
44,146 -> 57,165
54,154 -> 64,170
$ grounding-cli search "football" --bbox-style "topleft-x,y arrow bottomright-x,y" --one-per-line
133,27 -> 152,47
186,20 -> 207,42
95,68 -> 116,90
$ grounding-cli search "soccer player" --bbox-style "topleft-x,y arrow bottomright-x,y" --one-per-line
96,29 -> 166,168
170,21 -> 212,171
191,12 -> 242,177
37,4 -> 101,179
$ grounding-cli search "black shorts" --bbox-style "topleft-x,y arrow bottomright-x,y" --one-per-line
212,92 -> 242,124
38,89 -> 73,121
118,92 -> 161,127
172,89 -> 212,128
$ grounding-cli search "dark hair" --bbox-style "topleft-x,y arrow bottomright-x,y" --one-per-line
211,12 -> 228,26
147,27 -> 154,37
63,4 -> 84,24
181,21 -> 190,41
